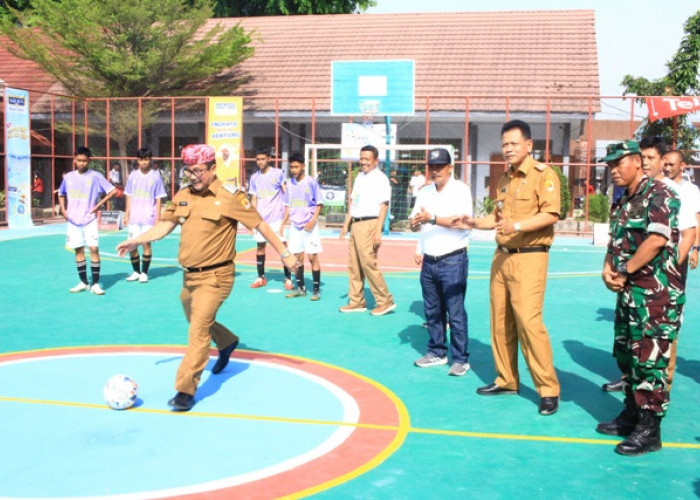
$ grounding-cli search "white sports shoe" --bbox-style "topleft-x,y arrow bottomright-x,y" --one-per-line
90,283 -> 105,295
69,282 -> 89,293
139,273 -> 148,283
126,271 -> 141,282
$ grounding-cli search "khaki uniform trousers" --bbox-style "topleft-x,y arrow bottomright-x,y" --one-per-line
489,251 -> 559,397
175,263 -> 239,395
347,219 -> 393,308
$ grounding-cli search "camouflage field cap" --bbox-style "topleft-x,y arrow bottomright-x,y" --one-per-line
600,140 -> 641,163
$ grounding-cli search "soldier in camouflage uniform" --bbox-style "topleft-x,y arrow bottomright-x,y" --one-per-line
597,140 -> 683,456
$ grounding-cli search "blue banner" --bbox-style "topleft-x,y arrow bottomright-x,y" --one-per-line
4,87 -> 33,228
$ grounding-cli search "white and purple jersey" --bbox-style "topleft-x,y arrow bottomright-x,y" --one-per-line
58,170 -> 114,226
285,176 -> 323,229
249,167 -> 285,222
124,169 -> 167,225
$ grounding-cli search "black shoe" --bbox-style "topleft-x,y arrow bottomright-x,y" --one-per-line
602,379 -> 626,392
476,383 -> 518,396
614,410 -> 662,456
212,340 -> 239,375
596,399 -> 638,436
167,392 -> 195,412
538,396 -> 559,415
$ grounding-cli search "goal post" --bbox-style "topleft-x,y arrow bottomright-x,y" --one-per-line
304,143 -> 456,228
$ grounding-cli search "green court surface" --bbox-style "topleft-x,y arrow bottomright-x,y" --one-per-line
0,224 -> 699,499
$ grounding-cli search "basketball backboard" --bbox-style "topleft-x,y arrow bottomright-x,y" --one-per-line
331,60 -> 415,116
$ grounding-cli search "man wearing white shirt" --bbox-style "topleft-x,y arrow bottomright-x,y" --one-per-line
662,149 -> 700,390
339,145 -> 396,316
410,148 -> 472,376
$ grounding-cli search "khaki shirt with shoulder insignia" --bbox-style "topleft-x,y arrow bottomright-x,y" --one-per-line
495,155 -> 560,248
162,178 -> 262,268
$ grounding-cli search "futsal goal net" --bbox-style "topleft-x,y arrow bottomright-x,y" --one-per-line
304,143 -> 455,228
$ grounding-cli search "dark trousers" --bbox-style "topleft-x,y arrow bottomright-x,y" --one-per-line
420,251 -> 469,364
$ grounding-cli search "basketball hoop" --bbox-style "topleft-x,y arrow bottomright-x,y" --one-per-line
359,100 -> 379,127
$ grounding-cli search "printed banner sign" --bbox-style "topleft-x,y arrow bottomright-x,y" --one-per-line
646,96 -> 700,122
207,97 -> 243,187
341,122 -> 397,161
97,210 -> 122,231
320,185 -> 347,207
3,87 -> 34,228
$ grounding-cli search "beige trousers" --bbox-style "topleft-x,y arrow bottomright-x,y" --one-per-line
347,219 -> 393,308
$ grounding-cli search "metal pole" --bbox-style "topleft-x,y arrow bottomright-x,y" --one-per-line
383,115 -> 391,235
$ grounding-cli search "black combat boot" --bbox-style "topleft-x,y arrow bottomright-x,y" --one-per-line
595,397 -> 638,436
614,410 -> 662,456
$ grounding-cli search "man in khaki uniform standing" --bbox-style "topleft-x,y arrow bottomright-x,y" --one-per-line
117,144 -> 296,411
460,120 -> 561,415
339,145 -> 396,316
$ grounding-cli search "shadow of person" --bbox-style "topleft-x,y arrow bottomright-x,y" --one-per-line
595,307 -> 615,322
556,367 -> 623,422
397,323 -> 428,356
562,339 -> 619,382
674,355 -> 700,386
195,358 -> 250,402
146,266 -> 183,280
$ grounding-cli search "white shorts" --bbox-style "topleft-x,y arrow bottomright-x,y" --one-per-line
128,223 -> 154,240
66,220 -> 99,249
253,219 -> 286,243
288,223 -> 323,255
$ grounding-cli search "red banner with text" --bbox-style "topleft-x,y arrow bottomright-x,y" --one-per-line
646,96 -> 700,122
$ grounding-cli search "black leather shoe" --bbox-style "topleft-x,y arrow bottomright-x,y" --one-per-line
212,340 -> 239,375
538,396 -> 559,415
476,383 -> 518,396
168,392 -> 195,412
614,410 -> 662,456
602,379 -> 626,392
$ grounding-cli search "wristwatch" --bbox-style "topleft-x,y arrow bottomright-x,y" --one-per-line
616,261 -> 630,277
691,245 -> 699,252
513,222 -> 522,232
431,216 -> 437,225
281,250 -> 291,259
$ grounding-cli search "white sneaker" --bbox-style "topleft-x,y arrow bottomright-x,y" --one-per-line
139,273 -> 148,283
448,362 -> 470,377
69,282 -> 89,293
126,271 -> 141,282
90,283 -> 105,295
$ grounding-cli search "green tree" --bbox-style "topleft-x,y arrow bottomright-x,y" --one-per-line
199,0 -> 375,17
550,165 -> 571,220
621,10 -> 700,158
0,0 -> 254,98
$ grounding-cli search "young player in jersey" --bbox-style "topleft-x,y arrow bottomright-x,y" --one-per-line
58,146 -> 117,295
248,148 -> 293,289
280,152 -> 324,300
123,147 -> 167,283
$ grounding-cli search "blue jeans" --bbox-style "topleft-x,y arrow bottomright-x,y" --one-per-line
420,251 -> 469,364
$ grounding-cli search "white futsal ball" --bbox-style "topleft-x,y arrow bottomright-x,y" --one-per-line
103,374 -> 138,410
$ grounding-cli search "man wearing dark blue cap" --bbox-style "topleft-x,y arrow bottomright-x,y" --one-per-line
410,148 -> 472,376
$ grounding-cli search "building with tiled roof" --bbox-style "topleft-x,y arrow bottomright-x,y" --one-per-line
1,10 -> 600,205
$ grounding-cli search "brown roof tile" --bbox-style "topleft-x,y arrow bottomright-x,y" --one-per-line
2,10 -> 599,114
213,10 -> 599,113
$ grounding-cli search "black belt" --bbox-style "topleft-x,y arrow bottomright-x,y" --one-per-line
351,216 -> 378,222
497,245 -> 549,254
423,248 -> 466,262
182,260 -> 233,273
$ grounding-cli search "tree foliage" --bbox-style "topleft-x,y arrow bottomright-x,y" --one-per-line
621,10 -> 700,157
0,0 -> 254,98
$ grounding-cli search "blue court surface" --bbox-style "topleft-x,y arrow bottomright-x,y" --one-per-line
0,223 -> 698,499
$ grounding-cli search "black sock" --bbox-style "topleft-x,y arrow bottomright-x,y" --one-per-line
91,262 -> 100,284
76,260 -> 88,284
142,254 -> 152,274
256,255 -> 265,278
312,269 -> 321,292
130,254 -> 140,273
296,265 -> 305,290
283,265 -> 292,280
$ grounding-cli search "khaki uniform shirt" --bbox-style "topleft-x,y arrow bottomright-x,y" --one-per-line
495,155 -> 560,248
162,177 -> 262,268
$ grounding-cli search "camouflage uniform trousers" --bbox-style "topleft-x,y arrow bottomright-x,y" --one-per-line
613,292 -> 679,417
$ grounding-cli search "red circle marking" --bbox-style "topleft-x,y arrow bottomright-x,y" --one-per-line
0,345 -> 408,498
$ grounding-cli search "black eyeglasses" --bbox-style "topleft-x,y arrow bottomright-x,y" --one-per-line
183,166 -> 210,177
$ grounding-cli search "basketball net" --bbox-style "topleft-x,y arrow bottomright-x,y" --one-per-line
359,100 -> 379,127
